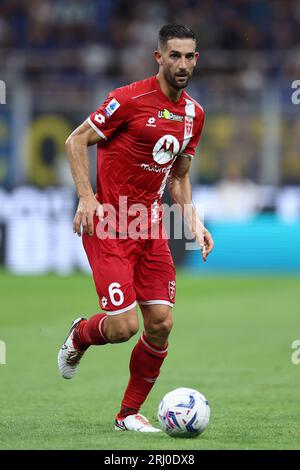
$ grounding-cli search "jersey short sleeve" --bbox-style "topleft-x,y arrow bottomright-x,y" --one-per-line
181,110 -> 205,159
87,88 -> 130,140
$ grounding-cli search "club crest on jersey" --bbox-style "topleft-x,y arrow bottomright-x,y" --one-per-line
104,98 -> 120,117
185,116 -> 193,138
168,280 -> 176,300
158,108 -> 184,122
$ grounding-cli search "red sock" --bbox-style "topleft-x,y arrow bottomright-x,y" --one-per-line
73,313 -> 109,350
118,331 -> 168,418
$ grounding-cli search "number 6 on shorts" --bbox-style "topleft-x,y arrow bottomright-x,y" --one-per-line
108,282 -> 124,307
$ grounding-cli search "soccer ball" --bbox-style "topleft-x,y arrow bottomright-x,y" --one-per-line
158,387 -> 210,437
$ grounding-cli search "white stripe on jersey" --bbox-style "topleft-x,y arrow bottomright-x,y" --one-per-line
87,117 -> 107,140
131,89 -> 158,100
179,98 -> 196,154
184,98 -> 196,118
184,91 -> 204,112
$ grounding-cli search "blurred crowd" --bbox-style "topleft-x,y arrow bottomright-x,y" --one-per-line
1,0 -> 299,190
1,0 -> 300,50
1,0 -> 300,83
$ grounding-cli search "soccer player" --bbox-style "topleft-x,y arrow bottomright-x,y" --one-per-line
58,24 -> 214,432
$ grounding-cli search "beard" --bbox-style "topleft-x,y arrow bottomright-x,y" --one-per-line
163,67 -> 192,90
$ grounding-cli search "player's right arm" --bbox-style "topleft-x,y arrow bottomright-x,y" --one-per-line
67,87 -> 130,235
65,120 -> 104,236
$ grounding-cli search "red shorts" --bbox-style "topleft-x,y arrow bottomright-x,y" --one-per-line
82,233 -> 176,314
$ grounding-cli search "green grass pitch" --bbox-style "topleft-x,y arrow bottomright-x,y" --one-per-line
1,270 -> 300,450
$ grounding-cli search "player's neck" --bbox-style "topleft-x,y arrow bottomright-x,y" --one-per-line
156,73 -> 183,103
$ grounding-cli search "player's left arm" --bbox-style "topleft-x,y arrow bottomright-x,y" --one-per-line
167,155 -> 214,262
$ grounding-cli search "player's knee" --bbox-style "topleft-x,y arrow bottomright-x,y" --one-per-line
158,316 -> 173,336
146,315 -> 173,338
111,326 -> 138,343
109,317 -> 139,343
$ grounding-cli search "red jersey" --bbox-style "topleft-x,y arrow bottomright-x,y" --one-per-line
87,75 -> 205,234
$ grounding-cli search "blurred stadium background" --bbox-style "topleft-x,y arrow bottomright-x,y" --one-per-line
1,0 -> 300,451
0,0 -> 300,274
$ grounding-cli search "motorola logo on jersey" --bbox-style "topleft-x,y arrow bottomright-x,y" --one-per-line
152,135 -> 180,165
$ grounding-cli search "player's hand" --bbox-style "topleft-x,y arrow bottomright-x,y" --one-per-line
197,228 -> 214,262
73,195 -> 104,237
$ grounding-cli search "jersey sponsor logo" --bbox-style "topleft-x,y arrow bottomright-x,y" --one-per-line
185,116 -> 193,137
94,113 -> 105,124
104,98 -> 120,117
146,117 -> 156,127
158,108 -> 184,122
168,280 -> 176,300
141,163 -> 171,173
152,135 -> 180,165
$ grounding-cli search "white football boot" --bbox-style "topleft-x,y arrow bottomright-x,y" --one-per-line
58,317 -> 86,379
115,414 -> 161,432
